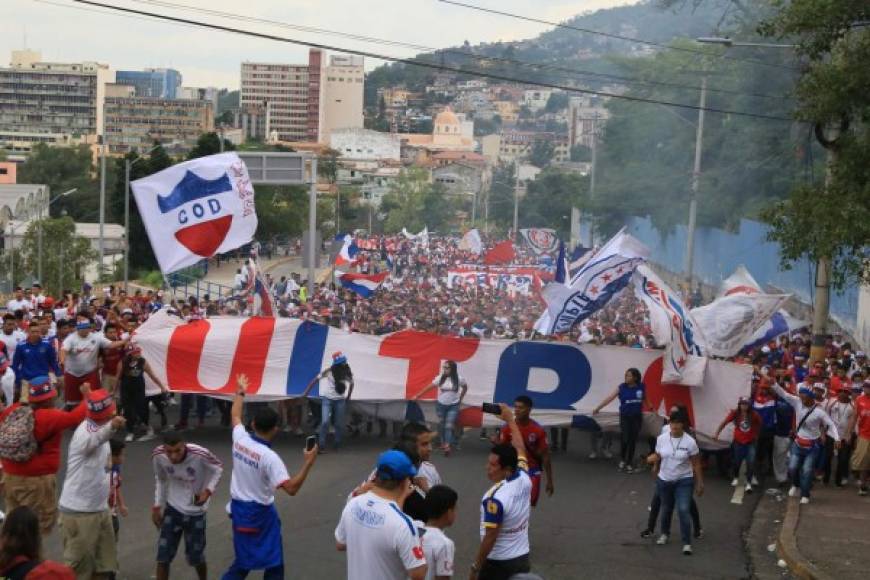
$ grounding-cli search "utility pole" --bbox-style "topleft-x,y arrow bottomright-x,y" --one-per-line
98,143 -> 106,281
307,157 -> 318,297
123,160 -> 131,290
512,162 -> 520,239
587,113 -> 598,248
684,76 -> 707,287
37,195 -> 44,282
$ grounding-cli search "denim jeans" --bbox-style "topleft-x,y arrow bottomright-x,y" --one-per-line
180,394 -> 208,423
733,441 -> 757,482
657,476 -> 694,545
788,441 -> 821,498
435,402 -> 460,447
319,397 -> 347,447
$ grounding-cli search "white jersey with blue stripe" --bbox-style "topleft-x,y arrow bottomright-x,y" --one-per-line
479,456 -> 532,560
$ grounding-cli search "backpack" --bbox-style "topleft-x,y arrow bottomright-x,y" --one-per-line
0,405 -> 38,462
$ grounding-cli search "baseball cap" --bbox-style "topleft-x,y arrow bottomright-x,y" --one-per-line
376,450 -> 417,480
86,389 -> 116,422
798,385 -> 814,398
332,351 -> 347,365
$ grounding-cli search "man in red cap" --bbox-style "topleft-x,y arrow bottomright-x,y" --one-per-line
0,376 -> 88,533
58,388 -> 126,578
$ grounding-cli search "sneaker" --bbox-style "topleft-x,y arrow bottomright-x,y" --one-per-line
588,452 -> 598,460
751,476 -> 759,486
603,450 -> 614,459
640,529 -> 654,539
731,478 -> 739,487
745,483 -> 753,494
124,433 -> 134,442
788,486 -> 799,497
625,465 -> 635,474
682,545 -> 693,556
800,497 -> 810,505
858,486 -> 868,496
656,534 -> 669,545
618,461 -> 626,471
139,428 -> 156,442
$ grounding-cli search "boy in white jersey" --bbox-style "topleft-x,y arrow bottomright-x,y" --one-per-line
224,374 -> 317,579
472,404 -> 532,580
152,430 -> 224,580
420,485 -> 457,580
336,450 -> 428,580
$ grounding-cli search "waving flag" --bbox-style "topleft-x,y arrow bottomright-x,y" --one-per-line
554,240 -> 568,284
520,228 -> 559,255
535,228 -> 649,335
716,266 -> 808,348
633,264 -> 706,384
691,293 -> 789,357
459,229 -> 483,255
334,234 -> 359,267
338,271 -> 388,298
569,244 -> 593,276
131,152 -> 257,274
484,240 -> 516,265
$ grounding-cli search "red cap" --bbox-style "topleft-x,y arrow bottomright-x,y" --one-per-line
86,389 -> 116,422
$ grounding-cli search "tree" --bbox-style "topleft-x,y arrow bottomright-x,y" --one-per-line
545,92 -> 570,113
520,169 -> 589,239
16,143 -> 101,221
20,217 -> 95,296
380,169 -> 455,233
529,140 -> 555,168
570,144 -> 593,162
486,162 -> 517,229
759,0 -> 870,289
187,132 -> 235,160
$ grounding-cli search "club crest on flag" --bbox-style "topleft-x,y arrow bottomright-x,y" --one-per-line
520,228 -> 559,255
132,152 -> 257,274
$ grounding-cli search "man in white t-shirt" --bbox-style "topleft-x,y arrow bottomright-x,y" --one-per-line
335,450 -> 428,580
5,287 -> 30,315
420,485 -> 457,580
471,404 -> 532,580
60,316 -> 127,409
224,374 -> 317,579
0,351 -> 14,406
0,314 -> 25,361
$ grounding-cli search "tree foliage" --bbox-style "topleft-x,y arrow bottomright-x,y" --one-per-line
380,168 -> 455,233
521,169 -> 589,239
17,143 -> 101,221
759,0 -> 870,289
186,132 -> 236,160
20,217 -> 95,295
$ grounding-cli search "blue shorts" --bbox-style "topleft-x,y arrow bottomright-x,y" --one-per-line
156,505 -> 207,566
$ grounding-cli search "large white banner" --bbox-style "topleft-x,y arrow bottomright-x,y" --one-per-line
446,269 -> 541,295
132,152 -> 257,274
135,311 -> 750,443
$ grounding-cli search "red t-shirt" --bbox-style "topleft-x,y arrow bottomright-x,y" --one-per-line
829,376 -> 851,397
724,410 -> 762,444
497,419 -> 548,472
856,394 -> 870,440
101,345 -> 124,376
0,402 -> 87,476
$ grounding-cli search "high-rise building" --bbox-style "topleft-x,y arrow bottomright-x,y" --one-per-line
180,86 -> 220,112
116,68 -> 182,99
240,49 -> 363,144
321,55 -> 364,139
103,94 -> 214,156
0,50 -> 110,156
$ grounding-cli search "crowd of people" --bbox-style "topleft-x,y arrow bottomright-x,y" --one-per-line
0,232 -> 868,578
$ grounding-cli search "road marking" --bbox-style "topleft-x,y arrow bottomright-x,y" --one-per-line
731,484 -> 745,505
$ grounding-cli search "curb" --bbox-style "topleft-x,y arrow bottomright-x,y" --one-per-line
776,497 -> 834,580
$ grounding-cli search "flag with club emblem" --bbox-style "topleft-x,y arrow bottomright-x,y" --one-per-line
131,152 -> 257,274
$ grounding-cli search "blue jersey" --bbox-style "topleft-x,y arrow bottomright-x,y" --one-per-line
618,383 -> 645,416
11,340 -> 61,382
773,398 -> 795,438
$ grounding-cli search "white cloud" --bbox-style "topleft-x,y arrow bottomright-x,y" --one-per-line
4,0 -> 639,88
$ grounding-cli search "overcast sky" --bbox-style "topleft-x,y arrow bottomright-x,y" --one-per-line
4,0 -> 639,88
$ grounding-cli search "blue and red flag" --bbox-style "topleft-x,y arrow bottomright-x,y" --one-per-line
338,271 -> 388,298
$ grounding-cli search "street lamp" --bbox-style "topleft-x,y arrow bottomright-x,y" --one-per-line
38,188 -> 78,283
124,141 -> 180,290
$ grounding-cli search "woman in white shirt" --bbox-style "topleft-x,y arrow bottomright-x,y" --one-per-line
649,410 -> 704,555
413,361 -> 467,456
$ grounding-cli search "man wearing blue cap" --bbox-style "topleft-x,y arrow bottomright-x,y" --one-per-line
335,449 -> 428,580
772,381 -> 841,503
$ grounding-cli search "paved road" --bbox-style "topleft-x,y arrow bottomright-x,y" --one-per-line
44,415 -> 759,579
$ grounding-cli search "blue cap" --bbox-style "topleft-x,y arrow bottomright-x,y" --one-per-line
30,375 -> 50,387
376,450 -> 417,480
75,322 -> 91,331
798,386 -> 814,398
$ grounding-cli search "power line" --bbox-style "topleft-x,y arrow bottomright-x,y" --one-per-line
438,0 -> 799,72
66,0 -> 794,121
126,0 -> 791,102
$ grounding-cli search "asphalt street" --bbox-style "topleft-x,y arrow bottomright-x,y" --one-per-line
43,417 -> 760,580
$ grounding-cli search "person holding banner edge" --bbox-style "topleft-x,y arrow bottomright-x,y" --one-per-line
412,360 -> 468,456
301,352 -> 354,452
592,368 -> 650,473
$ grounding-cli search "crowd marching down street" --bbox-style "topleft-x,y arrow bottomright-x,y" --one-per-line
0,226 -> 868,580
